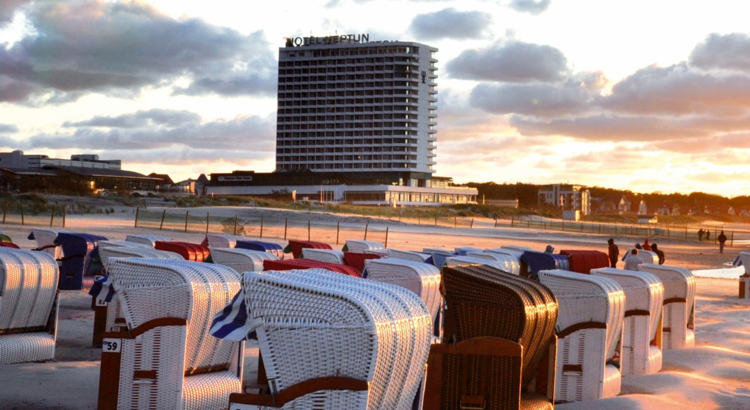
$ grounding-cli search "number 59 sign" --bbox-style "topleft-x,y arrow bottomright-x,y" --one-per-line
102,338 -> 122,353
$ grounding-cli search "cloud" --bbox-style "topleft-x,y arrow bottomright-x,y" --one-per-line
508,0 -> 551,15
0,123 -> 18,134
409,8 -> 493,41
470,71 -> 606,117
689,33 -> 750,72
23,112 -> 275,152
64,109 -> 202,129
446,40 -> 569,83
653,133 -> 750,154
602,63 -> 750,116
0,0 -> 30,23
0,0 -> 277,104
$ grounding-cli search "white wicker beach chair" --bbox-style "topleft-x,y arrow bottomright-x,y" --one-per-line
387,249 -> 430,263
301,248 -> 345,264
229,268 -> 432,410
638,250 -> 659,265
363,258 -> 442,327
739,252 -> 750,273
591,268 -> 665,376
97,240 -> 151,250
346,239 -> 385,252
31,228 -> 67,260
445,255 -> 508,271
465,252 -> 521,275
538,269 -> 625,402
93,247 -> 184,347
210,247 -> 277,274
638,264 -> 696,349
0,249 -> 59,365
206,233 -> 244,249
124,234 -> 172,247
98,259 -> 243,410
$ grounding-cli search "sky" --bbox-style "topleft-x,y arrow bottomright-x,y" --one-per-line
1,0 -> 750,197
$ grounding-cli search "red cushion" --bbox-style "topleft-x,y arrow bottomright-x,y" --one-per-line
263,258 -> 362,277
288,240 -> 332,259
559,250 -> 609,274
343,252 -> 382,272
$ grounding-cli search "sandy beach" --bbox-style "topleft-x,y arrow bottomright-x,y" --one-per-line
0,208 -> 748,409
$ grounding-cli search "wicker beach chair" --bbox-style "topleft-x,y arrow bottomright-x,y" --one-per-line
125,234 -> 172,247
423,247 -> 456,268
425,265 -> 558,409
445,255 -> 509,272
55,232 -> 108,290
301,248 -> 345,264
363,258 -> 441,328
235,240 -> 285,260
228,268 -> 432,410
538,269 -> 625,402
638,264 -> 696,349
591,268 -> 665,376
343,251 -> 382,272
287,240 -> 332,259
97,240 -> 151,250
263,258 -> 362,277
636,250 -> 658,265
559,250 -> 609,274
92,247 -> 183,347
98,259 -> 243,410
520,251 -> 570,279
345,239 -> 385,252
29,228 -> 67,260
0,249 -> 59,365
206,233 -> 244,249
155,241 -> 211,262
387,249 -> 431,263
466,251 -> 521,275
210,247 -> 277,274
454,246 -> 483,256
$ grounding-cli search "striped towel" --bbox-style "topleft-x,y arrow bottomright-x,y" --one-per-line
88,275 -> 116,304
210,289 -> 257,341
733,255 -> 743,267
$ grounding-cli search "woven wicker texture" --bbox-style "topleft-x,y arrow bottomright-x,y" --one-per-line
30,228 -> 67,260
301,248 -> 345,264
559,250 -> 609,274
386,249 -> 430,263
244,268 -> 431,409
363,258 -> 441,326
345,240 -> 385,252
125,234 -> 172,247
0,248 -> 58,365
538,269 -> 625,402
287,240 -> 332,259
97,240 -> 151,250
591,268 -> 665,376
107,258 -> 243,410
154,241 -> 211,262
441,265 -> 558,387
206,233 -> 243,249
465,252 -> 521,275
263,258 -> 362,277
211,247 -> 277,274
639,264 -> 696,349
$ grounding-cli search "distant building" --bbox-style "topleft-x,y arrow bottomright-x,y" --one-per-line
657,203 -> 670,216
728,206 -> 736,216
638,199 -> 648,215
618,195 -> 632,214
672,203 -> 680,216
537,184 -> 591,215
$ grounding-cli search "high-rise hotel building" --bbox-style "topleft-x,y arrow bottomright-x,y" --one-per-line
207,35 -> 477,205
275,35 -> 437,187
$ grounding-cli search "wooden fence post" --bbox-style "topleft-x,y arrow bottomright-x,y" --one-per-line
364,223 -> 369,240
233,215 -> 238,236
159,210 -> 166,230
20,204 -> 24,225
731,232 -> 734,247
284,218 -> 288,240
384,226 -> 389,248
470,218 -> 474,229
134,206 -> 140,228
454,216 -> 457,227
206,212 -> 210,234
308,220 -> 311,241
434,215 -> 437,226
336,222 -> 340,245
2,203 -> 6,224
260,216 -> 264,239
62,204 -> 66,228
49,206 -> 55,227
184,211 -> 189,233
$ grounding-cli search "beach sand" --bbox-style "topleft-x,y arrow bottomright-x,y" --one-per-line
0,209 -> 748,409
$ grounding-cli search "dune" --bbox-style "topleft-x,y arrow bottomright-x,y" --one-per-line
0,209 -> 748,409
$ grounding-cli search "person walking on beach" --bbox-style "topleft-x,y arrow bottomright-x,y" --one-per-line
624,248 -> 643,271
705,231 -> 711,242
651,243 -> 665,265
718,231 -> 727,254
698,229 -> 704,241
607,238 -> 619,268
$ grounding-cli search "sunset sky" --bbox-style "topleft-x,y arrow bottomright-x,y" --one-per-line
2,0 -> 750,197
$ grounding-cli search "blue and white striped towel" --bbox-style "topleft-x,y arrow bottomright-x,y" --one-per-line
733,255 -> 742,267
210,289 -> 256,341
88,275 -> 116,304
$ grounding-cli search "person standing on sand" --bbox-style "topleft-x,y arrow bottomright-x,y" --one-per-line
718,231 -> 727,254
698,229 -> 704,241
623,248 -> 643,271
607,238 -> 619,268
642,238 -> 652,251
651,243 -> 665,265
705,231 -> 711,242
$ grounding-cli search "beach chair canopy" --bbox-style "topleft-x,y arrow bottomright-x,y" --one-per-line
263,258 -> 362,277
210,247 -> 277,274
343,251 -> 382,272
344,239 -> 385,252
124,234 -> 172,247
559,250 -> 609,274
155,241 -> 210,262
520,250 -> 570,279
287,240 -> 332,259
235,240 -> 284,259
301,248 -> 345,264
55,232 -> 108,290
